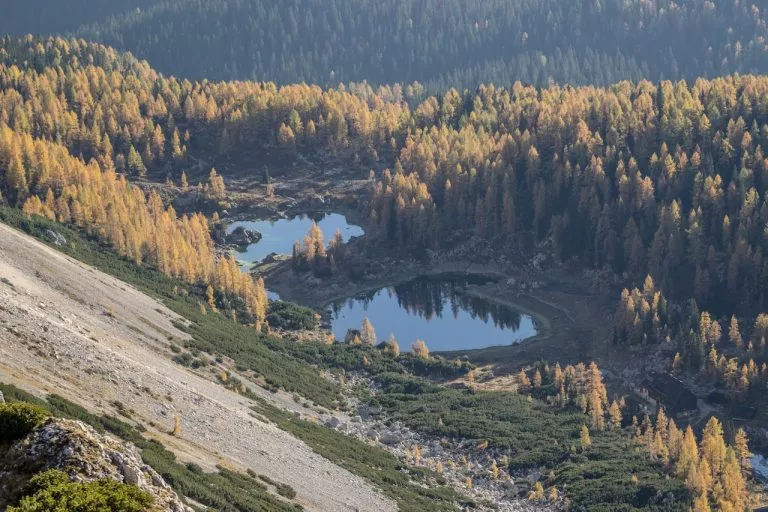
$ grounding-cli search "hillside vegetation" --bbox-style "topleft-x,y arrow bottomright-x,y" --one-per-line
0,35 -> 764,510
2,0 -> 768,88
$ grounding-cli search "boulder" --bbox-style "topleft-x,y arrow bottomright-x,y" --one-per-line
356,404 -> 374,419
44,229 -> 67,247
226,226 -> 262,247
379,432 -> 400,446
527,470 -> 541,482
357,404 -> 382,419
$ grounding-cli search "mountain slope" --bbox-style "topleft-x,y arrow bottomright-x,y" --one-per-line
0,221 -> 395,512
4,0 -> 766,88
4,0 -> 159,36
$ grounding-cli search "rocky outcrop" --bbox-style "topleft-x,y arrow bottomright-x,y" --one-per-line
226,226 -> 262,247
44,229 -> 67,247
0,418 -> 191,512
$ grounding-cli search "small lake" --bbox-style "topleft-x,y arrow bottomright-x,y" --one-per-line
228,213 -> 364,266
328,275 -> 537,352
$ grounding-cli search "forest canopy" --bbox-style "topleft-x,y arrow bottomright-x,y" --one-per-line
3,0 -> 768,89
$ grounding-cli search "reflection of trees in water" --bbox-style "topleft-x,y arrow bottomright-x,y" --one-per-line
330,275 -> 522,331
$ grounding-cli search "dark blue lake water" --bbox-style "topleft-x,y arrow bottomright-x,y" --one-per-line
328,275 -> 537,352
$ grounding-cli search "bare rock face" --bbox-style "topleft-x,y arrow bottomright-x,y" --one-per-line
1,418 -> 191,512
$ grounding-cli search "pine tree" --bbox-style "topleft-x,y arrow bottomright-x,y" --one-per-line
361,317 -> 377,345
310,222 -> 326,258
608,400 -> 622,430
518,370 -> 531,391
588,388 -> 605,430
207,168 -> 226,199
553,363 -> 564,388
718,448 -> 747,511
685,460 -> 705,495
466,370 -> 476,390
579,425 -> 592,450
411,339 -> 430,359
677,426 -> 700,477
701,417 -> 727,479
528,482 -> 544,501
7,150 -> 27,200
206,284 -> 217,312
386,334 -> 400,357
672,352 -> 683,374
728,316 -> 743,348
533,369 -> 542,388
697,458 -> 713,496
127,145 -> 146,176
691,493 -> 711,512
412,444 -> 421,464
171,128 -> 183,160
278,123 -> 296,147
547,486 -> 558,502
489,460 -> 499,479
733,428 -> 751,473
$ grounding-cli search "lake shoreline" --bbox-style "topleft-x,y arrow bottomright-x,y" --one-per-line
243,209 -> 607,368
325,274 -> 538,352
264,253 -> 563,352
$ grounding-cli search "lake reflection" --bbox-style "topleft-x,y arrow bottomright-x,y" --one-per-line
228,212 -> 364,266
329,275 -> 537,352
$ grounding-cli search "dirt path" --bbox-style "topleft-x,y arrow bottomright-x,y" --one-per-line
0,223 -> 395,512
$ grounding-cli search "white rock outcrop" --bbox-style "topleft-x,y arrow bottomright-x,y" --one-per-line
1,418 -> 191,512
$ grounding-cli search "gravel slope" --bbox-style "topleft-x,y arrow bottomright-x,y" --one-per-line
0,222 -> 395,512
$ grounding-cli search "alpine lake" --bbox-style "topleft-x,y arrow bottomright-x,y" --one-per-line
228,213 -> 537,351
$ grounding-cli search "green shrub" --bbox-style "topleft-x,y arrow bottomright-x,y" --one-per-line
0,402 -> 49,443
257,474 -> 297,499
172,352 -> 193,366
8,469 -> 153,512
274,482 -> 298,500
266,301 -> 319,330
0,384 -> 49,407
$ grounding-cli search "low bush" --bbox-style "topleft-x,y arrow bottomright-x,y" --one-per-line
266,301 -> 319,330
8,469 -> 153,512
0,402 -> 49,443
257,474 -> 298,499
